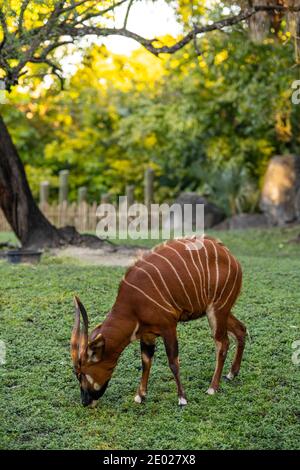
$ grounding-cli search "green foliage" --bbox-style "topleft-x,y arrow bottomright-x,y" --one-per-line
2,18 -> 300,213
0,228 -> 300,450
197,160 -> 260,215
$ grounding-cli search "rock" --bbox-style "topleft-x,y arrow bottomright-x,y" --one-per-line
214,213 -> 269,230
260,155 -> 300,226
164,192 -> 225,232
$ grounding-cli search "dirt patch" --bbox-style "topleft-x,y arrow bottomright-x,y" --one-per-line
51,246 -> 149,267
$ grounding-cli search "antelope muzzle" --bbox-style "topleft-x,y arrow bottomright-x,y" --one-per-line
80,380 -> 110,407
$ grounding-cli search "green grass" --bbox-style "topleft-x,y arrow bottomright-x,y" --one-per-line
0,228 -> 300,450
0,231 -> 19,246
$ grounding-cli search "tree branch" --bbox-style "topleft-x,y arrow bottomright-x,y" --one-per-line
18,0 -> 31,35
0,7 -> 8,51
123,0 -> 135,29
60,3 -> 300,55
29,57 -> 65,88
61,0 -> 93,14
2,1 -> 300,90
72,0 -> 129,26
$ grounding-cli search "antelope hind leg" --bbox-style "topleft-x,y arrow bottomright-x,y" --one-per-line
225,313 -> 246,381
206,307 -> 229,395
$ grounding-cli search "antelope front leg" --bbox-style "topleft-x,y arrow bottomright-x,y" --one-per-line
134,337 -> 156,403
163,328 -> 187,406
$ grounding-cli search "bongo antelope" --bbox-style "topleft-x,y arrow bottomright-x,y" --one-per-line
71,235 -> 246,407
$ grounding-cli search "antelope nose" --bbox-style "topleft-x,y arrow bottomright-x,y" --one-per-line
81,389 -> 93,407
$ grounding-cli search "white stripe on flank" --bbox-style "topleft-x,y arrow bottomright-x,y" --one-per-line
174,240 -> 202,310
216,247 -> 231,306
142,258 -> 181,311
219,256 -> 239,310
164,240 -> 199,312
190,239 -> 208,305
135,266 -> 174,311
202,240 -> 210,302
164,242 -> 198,312
211,241 -> 219,301
152,251 -> 193,311
123,278 -> 174,314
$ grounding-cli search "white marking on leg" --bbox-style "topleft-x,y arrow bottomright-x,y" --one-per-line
178,397 -> 188,406
226,371 -> 235,381
130,322 -> 140,342
142,352 -> 150,364
134,394 -> 142,404
206,388 -> 216,395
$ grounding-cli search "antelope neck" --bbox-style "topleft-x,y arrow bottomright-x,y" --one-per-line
100,303 -> 137,361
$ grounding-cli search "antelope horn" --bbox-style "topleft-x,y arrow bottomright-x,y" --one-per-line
71,296 -> 81,366
74,295 -> 89,358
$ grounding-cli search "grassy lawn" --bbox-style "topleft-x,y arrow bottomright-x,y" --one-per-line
0,227 -> 300,449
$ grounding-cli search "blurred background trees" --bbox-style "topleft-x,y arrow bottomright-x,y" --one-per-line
1,0 -> 300,221
2,25 -> 299,215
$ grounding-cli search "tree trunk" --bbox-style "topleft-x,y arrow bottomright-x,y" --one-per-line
0,114 -> 63,248
0,114 -> 113,250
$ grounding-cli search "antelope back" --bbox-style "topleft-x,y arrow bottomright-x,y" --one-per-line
121,236 -> 242,317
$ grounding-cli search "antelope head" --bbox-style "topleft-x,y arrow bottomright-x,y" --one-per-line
71,296 -> 111,407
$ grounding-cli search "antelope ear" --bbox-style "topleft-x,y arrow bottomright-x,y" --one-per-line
87,333 -> 105,362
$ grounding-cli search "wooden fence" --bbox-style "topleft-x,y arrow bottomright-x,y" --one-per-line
0,168 -> 155,233
0,202 -> 100,233
0,210 -> 11,232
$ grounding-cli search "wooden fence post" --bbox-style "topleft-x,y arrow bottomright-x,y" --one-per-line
126,185 -> 135,206
91,201 -> 98,231
78,186 -> 87,204
59,170 -> 69,204
144,168 -> 154,210
101,193 -> 111,204
39,181 -> 49,206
